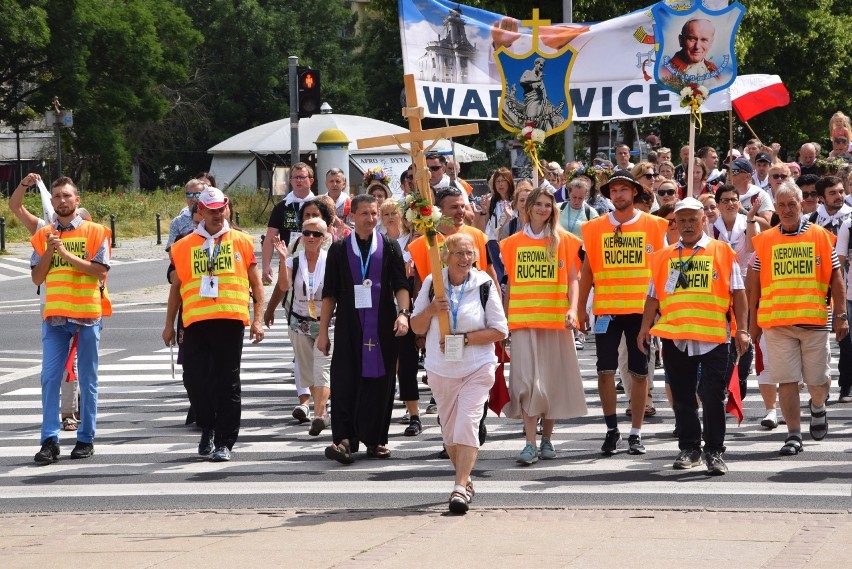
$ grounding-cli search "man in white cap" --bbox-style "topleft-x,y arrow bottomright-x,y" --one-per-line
163,186 -> 265,462
639,197 -> 749,475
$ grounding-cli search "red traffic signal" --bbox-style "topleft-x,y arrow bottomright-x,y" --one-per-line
297,67 -> 321,119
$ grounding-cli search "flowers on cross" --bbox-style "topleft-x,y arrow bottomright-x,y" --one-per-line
402,191 -> 445,234
361,167 -> 391,189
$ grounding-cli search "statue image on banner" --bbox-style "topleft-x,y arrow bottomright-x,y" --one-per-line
495,16 -> 575,136
652,2 -> 745,96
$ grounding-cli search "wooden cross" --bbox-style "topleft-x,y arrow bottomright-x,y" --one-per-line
364,338 -> 375,352
357,74 -> 479,337
522,8 -> 551,48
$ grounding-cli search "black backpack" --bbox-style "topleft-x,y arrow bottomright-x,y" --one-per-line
428,279 -> 491,309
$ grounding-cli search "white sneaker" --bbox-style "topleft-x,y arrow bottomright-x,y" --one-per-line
760,409 -> 778,429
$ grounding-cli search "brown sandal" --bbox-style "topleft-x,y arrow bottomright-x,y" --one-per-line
324,441 -> 354,464
366,445 -> 391,459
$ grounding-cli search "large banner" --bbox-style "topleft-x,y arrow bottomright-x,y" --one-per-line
399,0 -> 742,121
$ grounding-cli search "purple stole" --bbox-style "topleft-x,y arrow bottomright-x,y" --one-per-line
346,233 -> 385,378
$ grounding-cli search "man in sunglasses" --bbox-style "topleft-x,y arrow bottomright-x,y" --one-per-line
578,171 -> 668,456
639,197 -> 748,474
165,179 -> 205,252
727,157 -> 773,230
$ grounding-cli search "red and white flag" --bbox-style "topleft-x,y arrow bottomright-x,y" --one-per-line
729,74 -> 790,122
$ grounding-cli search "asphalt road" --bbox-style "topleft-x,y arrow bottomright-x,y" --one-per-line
0,241 -> 851,513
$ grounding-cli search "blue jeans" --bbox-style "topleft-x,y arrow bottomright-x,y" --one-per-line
41,321 -> 101,444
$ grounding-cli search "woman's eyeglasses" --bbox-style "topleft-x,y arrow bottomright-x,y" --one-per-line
642,173 -> 657,180
302,230 -> 324,238
657,189 -> 676,197
771,173 -> 788,180
719,197 -> 739,205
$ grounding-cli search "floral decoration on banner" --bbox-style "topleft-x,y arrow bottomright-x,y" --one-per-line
402,190 -> 446,234
566,164 -> 614,188
361,167 -> 391,189
516,121 -> 546,177
679,83 -> 709,132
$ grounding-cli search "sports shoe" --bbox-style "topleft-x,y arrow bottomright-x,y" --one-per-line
198,429 -> 215,456
673,448 -> 702,469
309,415 -> 330,436
760,409 -> 778,430
809,400 -> 828,441
33,439 -> 59,465
211,446 -> 231,462
704,451 -> 728,475
574,339 -> 584,350
839,387 -> 852,403
539,437 -> 557,459
516,442 -> 538,465
601,429 -> 622,456
292,404 -> 309,423
654,353 -> 663,369
70,441 -> 94,459
404,417 -> 422,436
627,434 -> 646,455
398,411 -> 411,424
425,398 -> 438,414
615,380 -> 624,393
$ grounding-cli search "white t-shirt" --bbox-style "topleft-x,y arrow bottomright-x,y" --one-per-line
412,268 -> 508,377
835,218 -> 852,301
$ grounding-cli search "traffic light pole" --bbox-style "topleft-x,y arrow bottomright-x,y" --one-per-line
289,55 -> 299,168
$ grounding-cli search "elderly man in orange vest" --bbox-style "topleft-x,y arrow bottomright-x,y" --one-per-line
639,197 -> 750,475
30,177 -> 111,465
163,186 -> 265,462
748,181 -> 848,456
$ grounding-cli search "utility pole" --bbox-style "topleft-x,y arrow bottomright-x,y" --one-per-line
563,0 -> 575,163
289,56 -> 299,169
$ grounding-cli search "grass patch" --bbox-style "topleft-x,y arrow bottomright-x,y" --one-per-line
0,188 -> 273,245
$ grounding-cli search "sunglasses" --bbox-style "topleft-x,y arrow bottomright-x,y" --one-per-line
302,230 -> 324,238
428,165 -> 443,172
802,191 -> 818,199
642,173 -> 656,180
185,192 -> 200,198
771,173 -> 788,180
731,169 -> 746,176
657,189 -> 676,197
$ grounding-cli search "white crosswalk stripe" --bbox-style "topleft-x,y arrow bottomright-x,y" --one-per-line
0,328 -> 850,509
0,256 -> 161,282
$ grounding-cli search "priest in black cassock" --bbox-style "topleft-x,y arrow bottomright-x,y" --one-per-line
317,194 -> 411,464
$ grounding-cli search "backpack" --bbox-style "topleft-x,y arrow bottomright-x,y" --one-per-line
428,279 -> 491,310
560,201 -> 593,220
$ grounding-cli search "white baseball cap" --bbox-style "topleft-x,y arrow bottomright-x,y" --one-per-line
673,197 -> 704,213
198,186 -> 228,209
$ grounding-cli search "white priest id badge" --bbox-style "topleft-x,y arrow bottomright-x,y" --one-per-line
354,282 -> 372,309
200,275 -> 219,298
444,334 -> 465,361
664,268 -> 681,294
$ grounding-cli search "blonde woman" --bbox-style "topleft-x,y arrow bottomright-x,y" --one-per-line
500,188 -> 587,465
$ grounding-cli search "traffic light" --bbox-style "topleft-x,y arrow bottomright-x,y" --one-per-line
297,66 -> 321,118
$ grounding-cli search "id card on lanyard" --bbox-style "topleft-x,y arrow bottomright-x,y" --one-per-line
200,237 -> 222,299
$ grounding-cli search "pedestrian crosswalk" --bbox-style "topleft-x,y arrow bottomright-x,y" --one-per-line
0,328 -> 850,512
0,255 -> 161,282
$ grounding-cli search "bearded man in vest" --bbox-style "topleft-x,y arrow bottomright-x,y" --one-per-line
748,181 -> 848,456
639,198 -> 749,475
578,170 -> 668,456
163,186 -> 265,462
31,177 -> 111,465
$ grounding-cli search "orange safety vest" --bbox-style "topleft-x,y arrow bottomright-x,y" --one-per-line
31,221 -> 111,320
408,225 -> 489,282
649,240 -> 736,343
500,229 -> 581,330
581,212 -> 667,315
172,230 -> 255,327
752,224 -> 834,328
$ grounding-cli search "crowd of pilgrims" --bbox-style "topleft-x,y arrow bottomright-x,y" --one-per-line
161,111 -> 852,514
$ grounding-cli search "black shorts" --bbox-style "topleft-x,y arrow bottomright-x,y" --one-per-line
593,313 -> 648,377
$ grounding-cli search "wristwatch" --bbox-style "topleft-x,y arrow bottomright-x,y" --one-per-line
398,309 -> 411,318
836,313 -> 848,321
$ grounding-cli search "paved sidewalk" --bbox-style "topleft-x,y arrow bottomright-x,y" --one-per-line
2,508 -> 850,568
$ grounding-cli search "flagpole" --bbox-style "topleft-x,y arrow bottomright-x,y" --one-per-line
728,109 -> 734,162
743,120 -> 761,144
687,115 -> 696,197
